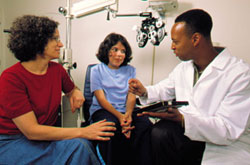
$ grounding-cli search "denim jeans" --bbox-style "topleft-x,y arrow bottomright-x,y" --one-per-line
0,134 -> 100,165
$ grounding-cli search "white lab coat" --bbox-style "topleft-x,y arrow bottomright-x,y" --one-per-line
141,48 -> 250,165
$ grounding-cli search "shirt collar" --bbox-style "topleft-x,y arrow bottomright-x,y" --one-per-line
208,47 -> 231,71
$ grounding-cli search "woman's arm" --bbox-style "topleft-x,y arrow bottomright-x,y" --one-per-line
66,86 -> 85,113
12,111 -> 116,141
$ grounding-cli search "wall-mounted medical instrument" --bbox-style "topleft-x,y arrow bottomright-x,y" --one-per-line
136,15 -> 166,48
134,0 -> 178,47
109,11 -> 166,48
111,0 -> 178,48
148,0 -> 178,18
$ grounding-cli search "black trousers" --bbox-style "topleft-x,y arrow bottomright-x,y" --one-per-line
151,120 -> 205,165
92,109 -> 153,165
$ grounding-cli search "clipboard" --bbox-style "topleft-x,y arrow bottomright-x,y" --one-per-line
135,101 -> 188,113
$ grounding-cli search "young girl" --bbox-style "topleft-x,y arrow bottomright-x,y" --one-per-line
89,33 -> 153,165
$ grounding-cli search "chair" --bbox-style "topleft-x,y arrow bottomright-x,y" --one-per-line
81,64 -> 97,127
81,64 -> 106,164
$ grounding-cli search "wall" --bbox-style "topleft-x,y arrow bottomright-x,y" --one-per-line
1,0 -> 250,126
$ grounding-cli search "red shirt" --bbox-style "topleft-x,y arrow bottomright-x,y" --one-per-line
0,62 -> 74,134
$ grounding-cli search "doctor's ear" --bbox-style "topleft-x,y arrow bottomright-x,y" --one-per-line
192,33 -> 201,47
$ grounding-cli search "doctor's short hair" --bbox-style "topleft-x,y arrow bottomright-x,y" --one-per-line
8,15 -> 59,62
96,33 -> 132,66
175,9 -> 213,39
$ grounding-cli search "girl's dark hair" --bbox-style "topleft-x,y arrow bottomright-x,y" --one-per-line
175,9 -> 212,39
96,33 -> 132,66
8,15 -> 59,62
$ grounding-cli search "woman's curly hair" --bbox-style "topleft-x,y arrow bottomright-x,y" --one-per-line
8,15 -> 59,62
96,33 -> 132,66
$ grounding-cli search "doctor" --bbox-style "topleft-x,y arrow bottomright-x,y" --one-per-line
129,9 -> 250,165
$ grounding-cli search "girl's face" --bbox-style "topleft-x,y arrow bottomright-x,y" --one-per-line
108,41 -> 126,69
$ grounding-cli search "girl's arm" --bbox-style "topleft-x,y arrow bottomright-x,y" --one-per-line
94,89 -> 123,120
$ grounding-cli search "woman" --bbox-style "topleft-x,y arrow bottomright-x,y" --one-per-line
0,15 -> 116,164
90,33 -> 153,165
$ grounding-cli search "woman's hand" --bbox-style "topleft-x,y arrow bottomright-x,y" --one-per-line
68,87 -> 85,113
82,119 -> 116,141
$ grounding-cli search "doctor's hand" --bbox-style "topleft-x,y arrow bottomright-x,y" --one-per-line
128,78 -> 147,96
138,108 -> 183,125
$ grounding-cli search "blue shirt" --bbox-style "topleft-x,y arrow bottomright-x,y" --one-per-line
89,63 -> 136,116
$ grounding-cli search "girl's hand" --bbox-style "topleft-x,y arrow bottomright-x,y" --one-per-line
119,113 -> 134,139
